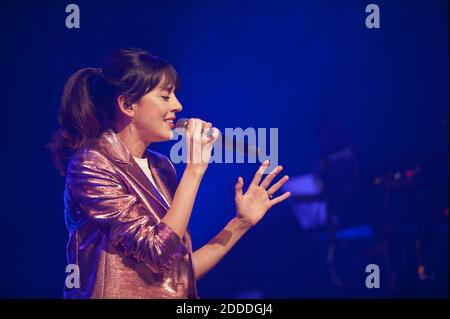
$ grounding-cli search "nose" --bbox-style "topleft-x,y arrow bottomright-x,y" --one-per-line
172,96 -> 183,113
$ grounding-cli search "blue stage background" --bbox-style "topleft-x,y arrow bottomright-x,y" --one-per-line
0,0 -> 447,298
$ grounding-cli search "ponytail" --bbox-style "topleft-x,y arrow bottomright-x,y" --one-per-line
49,67 -> 104,175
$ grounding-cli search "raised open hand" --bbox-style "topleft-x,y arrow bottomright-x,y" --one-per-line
235,160 -> 291,228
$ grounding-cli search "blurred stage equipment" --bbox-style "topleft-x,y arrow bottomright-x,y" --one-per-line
282,116 -> 448,296
283,116 -> 360,288
373,151 -> 449,295
370,116 -> 449,296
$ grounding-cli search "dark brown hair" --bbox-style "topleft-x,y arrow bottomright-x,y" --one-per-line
49,48 -> 180,175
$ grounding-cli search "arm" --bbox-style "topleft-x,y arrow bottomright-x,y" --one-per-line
192,160 -> 291,279
161,167 -> 203,239
192,217 -> 251,280
161,119 -> 219,239
69,119 -> 218,273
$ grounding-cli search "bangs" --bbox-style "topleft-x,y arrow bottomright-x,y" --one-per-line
140,56 -> 180,95
123,52 -> 181,102
156,63 -> 180,92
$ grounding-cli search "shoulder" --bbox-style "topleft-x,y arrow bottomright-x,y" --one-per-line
67,140 -> 116,177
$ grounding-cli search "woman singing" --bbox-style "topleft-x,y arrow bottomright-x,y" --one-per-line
50,48 -> 291,298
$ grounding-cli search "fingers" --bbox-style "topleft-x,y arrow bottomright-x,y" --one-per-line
270,191 -> 291,205
235,176 -> 243,200
250,160 -> 270,186
185,119 -> 194,162
185,118 -> 198,151
266,174 -> 289,197
187,119 -> 215,142
186,118 -> 216,163
188,119 -> 202,163
185,118 -> 198,135
202,122 -> 216,144
209,127 -> 220,142
202,121 -> 213,136
186,118 -> 205,137
193,119 -> 203,142
259,165 -> 283,189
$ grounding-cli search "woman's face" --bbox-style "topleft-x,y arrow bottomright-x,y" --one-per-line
132,78 -> 182,144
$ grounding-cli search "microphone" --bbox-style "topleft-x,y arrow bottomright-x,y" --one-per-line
175,118 -> 261,155
175,118 -> 214,138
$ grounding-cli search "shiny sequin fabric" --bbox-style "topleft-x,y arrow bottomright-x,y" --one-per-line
64,130 -> 197,299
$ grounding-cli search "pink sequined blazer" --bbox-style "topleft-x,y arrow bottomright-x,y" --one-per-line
63,130 -> 197,299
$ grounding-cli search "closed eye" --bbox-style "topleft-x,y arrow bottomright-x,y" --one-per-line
162,96 -> 170,100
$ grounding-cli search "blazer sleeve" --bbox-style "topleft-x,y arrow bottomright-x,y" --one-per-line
66,149 -> 189,273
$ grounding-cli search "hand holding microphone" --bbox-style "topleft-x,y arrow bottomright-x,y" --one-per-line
175,118 -> 219,175
176,118 -> 261,156
175,118 -> 215,138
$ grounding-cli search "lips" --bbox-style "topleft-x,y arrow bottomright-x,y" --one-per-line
164,118 -> 175,129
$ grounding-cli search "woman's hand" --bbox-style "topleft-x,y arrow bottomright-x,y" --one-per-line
184,118 -> 219,176
235,160 -> 291,228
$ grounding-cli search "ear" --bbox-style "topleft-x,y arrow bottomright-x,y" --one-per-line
117,95 -> 135,118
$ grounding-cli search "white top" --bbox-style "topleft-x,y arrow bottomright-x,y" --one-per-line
133,156 -> 170,207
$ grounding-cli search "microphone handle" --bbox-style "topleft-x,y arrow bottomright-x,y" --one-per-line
175,118 -> 260,155
220,134 -> 261,156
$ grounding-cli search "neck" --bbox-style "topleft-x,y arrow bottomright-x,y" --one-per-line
116,126 -> 149,158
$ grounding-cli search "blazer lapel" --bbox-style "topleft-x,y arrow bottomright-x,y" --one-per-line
96,131 -> 194,246
147,151 -> 174,205
126,158 -> 170,212
98,130 -> 170,215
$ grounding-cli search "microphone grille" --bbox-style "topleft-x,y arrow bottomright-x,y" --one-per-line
175,118 -> 189,129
